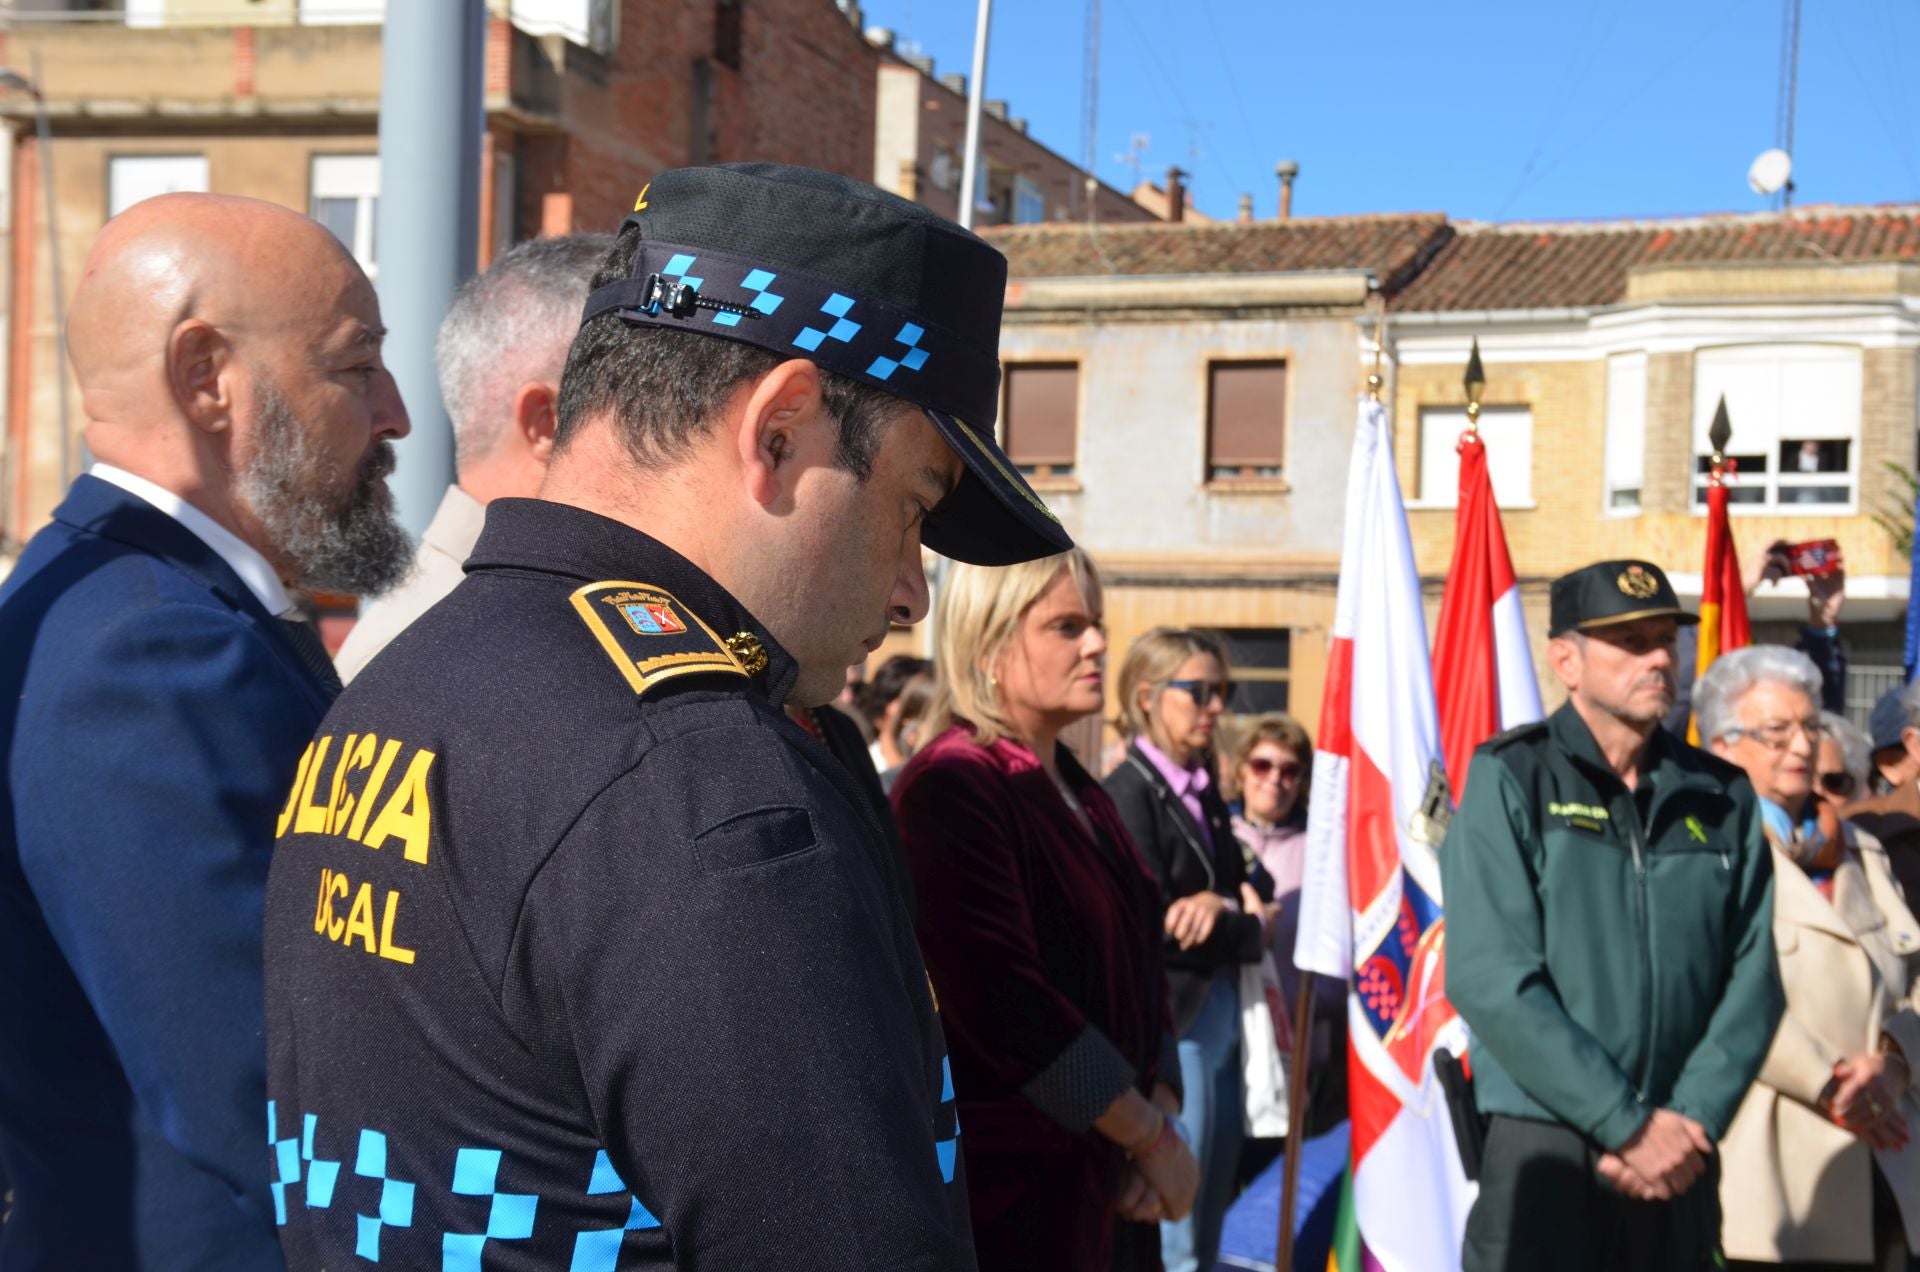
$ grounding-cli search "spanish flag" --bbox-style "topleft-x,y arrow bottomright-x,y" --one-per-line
1692,460 -> 1750,740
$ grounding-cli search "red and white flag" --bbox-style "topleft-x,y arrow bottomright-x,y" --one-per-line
1432,429 -> 1543,797
1295,397 -> 1475,1271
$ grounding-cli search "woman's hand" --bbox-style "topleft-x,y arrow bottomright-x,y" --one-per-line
1165,891 -> 1230,950
1115,1167 -> 1164,1222
1824,1054 -> 1910,1150
1133,1119 -> 1199,1221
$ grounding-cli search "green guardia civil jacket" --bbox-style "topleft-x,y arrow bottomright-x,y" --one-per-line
1440,703 -> 1783,1151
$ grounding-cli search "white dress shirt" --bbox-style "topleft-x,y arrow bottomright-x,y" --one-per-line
89,462 -> 294,618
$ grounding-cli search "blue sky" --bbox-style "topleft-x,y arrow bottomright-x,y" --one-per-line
854,0 -> 1920,224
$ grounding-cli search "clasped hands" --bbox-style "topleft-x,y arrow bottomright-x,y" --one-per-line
1595,1109 -> 1714,1202
1819,1051 -> 1910,1152
1116,1084 -> 1198,1224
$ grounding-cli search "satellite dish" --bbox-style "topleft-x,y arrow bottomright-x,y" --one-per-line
1748,148 -> 1793,196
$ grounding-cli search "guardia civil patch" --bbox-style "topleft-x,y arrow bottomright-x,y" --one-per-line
570,580 -> 751,696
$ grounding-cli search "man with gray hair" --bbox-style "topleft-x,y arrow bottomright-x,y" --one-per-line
334,233 -> 612,680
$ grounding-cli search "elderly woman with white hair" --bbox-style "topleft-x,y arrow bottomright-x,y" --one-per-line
1697,645 -> 1920,1268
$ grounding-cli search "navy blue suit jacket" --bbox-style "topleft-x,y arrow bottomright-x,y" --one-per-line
0,475 -> 332,1269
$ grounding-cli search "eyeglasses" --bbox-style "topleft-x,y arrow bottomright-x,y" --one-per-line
1246,756 -> 1302,782
1818,771 -> 1857,798
1725,718 -> 1826,752
1163,678 -> 1231,709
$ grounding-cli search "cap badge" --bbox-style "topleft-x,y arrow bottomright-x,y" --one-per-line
1617,566 -> 1659,600
725,632 -> 769,677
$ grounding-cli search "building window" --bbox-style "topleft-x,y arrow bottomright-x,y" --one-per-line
1691,344 -> 1861,510
930,145 -> 958,193
298,0 -> 389,23
1207,360 -> 1286,481
108,154 -> 208,219
311,154 -> 380,277
1604,352 -> 1646,512
1415,406 -> 1533,507
1218,627 -> 1291,714
1002,363 -> 1078,479
713,0 -> 743,70
1014,175 -> 1046,225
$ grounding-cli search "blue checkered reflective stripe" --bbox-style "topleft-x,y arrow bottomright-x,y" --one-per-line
580,240 -> 1000,435
269,1107 -> 666,1267
935,1056 -> 960,1183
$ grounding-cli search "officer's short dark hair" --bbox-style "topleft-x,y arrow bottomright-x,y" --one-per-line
555,227 -> 902,479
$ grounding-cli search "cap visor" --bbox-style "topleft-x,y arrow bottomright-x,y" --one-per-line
918,407 -> 1075,566
1574,606 -> 1701,630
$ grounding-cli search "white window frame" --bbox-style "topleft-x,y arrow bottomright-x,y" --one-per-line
1411,405 -> 1535,509
108,154 -> 208,219
1013,175 -> 1047,225
1604,351 -> 1647,516
298,0 -> 389,24
310,154 -> 380,278
1690,343 -> 1862,514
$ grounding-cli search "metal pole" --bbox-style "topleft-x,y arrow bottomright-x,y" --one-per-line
956,0 -> 992,231
375,0 -> 484,542
1274,971 -> 1319,1272
30,52 -> 71,493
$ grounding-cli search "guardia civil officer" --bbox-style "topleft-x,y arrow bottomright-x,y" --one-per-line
260,164 -> 1071,1269
1440,560 -> 1783,1271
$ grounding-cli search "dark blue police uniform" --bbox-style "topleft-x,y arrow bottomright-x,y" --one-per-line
263,500 -> 968,1268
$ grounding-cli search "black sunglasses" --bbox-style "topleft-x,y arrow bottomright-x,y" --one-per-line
1818,771 -> 1857,798
1163,678 -> 1232,709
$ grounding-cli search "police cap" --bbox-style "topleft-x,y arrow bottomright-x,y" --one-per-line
579,162 -> 1072,567
1548,559 -> 1700,636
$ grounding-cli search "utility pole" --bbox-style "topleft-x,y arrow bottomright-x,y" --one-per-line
375,0 -> 485,542
957,0 -> 992,231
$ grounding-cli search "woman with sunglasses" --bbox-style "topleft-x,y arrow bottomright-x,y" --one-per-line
1696,646 -> 1920,1269
1820,711 -> 1873,806
1105,628 -> 1269,1272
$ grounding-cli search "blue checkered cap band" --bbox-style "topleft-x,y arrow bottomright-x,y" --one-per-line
582,241 -> 1002,434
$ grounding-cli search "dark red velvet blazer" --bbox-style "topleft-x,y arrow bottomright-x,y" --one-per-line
893,724 -> 1173,1271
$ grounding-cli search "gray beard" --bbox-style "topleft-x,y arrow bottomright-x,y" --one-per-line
236,381 -> 413,597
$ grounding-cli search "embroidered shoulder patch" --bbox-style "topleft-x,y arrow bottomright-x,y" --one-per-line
570,580 -> 750,697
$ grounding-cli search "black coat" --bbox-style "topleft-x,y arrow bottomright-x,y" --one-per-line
1104,742 -> 1266,1035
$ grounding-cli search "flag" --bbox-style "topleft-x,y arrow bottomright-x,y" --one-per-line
1295,397 -> 1476,1272
1432,428 -> 1543,797
1692,473 -> 1750,740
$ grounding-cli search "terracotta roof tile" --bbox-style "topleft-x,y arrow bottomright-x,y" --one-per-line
1389,204 -> 1920,312
983,214 -> 1454,291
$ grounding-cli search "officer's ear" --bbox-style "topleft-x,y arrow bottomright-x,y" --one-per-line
168,318 -> 237,435
736,358 -> 828,508
1546,633 -> 1584,692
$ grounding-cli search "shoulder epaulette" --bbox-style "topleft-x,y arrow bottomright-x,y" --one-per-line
1484,719 -> 1550,752
569,580 -> 753,697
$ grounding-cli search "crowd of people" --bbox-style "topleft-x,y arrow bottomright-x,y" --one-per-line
2,159 -> 1920,1272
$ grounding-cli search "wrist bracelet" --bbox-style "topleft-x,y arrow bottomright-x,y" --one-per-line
1128,1112 -> 1180,1160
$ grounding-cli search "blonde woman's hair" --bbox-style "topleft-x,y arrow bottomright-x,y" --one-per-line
1114,626 -> 1232,741
923,548 -> 1099,748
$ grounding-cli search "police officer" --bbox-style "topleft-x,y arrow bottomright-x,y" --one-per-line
1440,559 -> 1783,1271
260,164 -> 1072,1269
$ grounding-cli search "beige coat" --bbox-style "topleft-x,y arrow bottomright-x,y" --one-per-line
333,484 -> 484,683
1719,826 -> 1920,1263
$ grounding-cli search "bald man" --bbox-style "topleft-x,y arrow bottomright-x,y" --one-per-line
0,193 -> 410,1268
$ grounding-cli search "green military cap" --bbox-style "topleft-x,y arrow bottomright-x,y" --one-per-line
1548,559 -> 1700,636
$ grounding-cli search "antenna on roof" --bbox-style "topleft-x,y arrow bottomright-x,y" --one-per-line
1756,0 -> 1802,210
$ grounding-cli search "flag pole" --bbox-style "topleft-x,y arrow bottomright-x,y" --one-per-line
1275,294 -> 1389,1271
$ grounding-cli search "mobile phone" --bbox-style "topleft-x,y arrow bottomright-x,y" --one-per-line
1784,539 -> 1843,578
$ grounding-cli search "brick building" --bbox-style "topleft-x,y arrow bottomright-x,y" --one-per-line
1387,206 -> 1920,721
0,0 -> 882,549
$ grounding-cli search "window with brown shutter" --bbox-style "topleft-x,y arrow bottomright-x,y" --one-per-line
1002,363 -> 1079,479
1207,360 -> 1287,480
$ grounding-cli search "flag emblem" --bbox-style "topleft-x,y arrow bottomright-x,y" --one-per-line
614,599 -> 686,636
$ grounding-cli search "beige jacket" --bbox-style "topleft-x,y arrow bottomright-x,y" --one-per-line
333,484 -> 484,683
1719,825 -> 1920,1263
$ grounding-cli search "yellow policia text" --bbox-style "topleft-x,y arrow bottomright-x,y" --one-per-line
276,732 -> 436,863
312,867 -> 416,964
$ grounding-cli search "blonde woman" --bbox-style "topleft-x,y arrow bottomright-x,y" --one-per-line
1104,628 -> 1267,1272
891,550 -> 1197,1272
